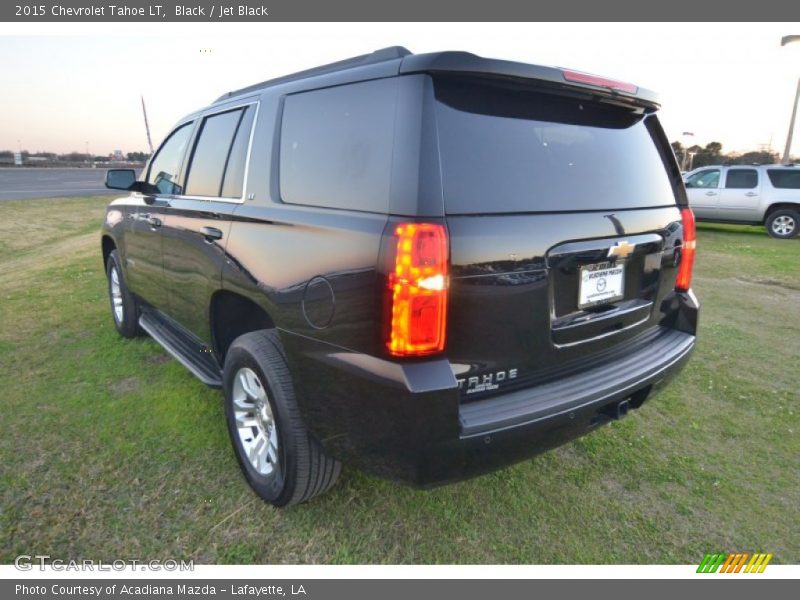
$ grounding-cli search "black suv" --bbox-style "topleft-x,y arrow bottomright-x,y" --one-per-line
102,47 -> 699,507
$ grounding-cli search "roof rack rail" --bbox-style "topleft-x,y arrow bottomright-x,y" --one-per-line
214,46 -> 412,102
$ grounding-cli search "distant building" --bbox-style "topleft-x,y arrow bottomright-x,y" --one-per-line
112,149 -> 124,161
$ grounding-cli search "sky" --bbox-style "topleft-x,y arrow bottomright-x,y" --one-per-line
1,22 -> 799,156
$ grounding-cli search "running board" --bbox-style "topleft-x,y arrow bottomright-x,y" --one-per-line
138,310 -> 223,388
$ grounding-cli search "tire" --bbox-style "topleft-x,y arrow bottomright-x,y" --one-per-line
222,329 -> 341,507
106,250 -> 142,338
765,209 -> 800,239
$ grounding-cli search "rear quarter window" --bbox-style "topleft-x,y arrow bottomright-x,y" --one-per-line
767,169 -> 800,189
279,78 -> 398,212
433,78 -> 677,214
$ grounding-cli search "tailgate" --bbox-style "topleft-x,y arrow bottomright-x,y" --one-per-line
429,75 -> 687,401
446,208 -> 683,401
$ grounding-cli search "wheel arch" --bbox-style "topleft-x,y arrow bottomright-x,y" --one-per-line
764,202 -> 800,221
101,235 -> 116,268
210,290 -> 276,362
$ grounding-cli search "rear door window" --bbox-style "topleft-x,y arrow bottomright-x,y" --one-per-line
433,78 -> 677,214
725,168 -> 758,189
685,169 -> 720,189
767,169 -> 800,189
185,107 -> 249,198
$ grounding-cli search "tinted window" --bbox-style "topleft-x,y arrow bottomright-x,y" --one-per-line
685,169 -> 720,189
221,107 -> 255,198
147,123 -> 193,195
185,108 -> 245,197
767,169 -> 800,189
725,169 -> 758,189
279,78 -> 398,212
433,79 -> 677,213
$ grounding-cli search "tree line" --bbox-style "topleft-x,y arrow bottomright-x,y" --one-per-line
0,150 -> 150,163
670,141 -> 790,171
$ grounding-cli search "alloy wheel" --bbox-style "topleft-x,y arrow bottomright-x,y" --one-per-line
232,367 -> 280,478
110,266 -> 124,323
771,215 -> 796,236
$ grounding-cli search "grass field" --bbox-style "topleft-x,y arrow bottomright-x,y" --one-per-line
1,196 -> 798,564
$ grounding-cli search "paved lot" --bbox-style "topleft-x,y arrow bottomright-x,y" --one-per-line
0,168 -> 140,200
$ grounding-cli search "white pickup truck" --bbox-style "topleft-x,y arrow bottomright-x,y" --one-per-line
684,164 -> 800,239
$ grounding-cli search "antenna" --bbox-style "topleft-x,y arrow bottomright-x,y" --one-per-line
141,95 -> 154,155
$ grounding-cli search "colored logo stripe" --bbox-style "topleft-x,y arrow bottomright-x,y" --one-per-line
745,553 -> 773,573
697,553 -> 726,573
697,553 -> 773,573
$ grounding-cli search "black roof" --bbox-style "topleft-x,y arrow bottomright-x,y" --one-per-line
213,46 -> 659,109
214,46 -> 412,102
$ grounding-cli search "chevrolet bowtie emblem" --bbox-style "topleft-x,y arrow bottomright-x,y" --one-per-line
607,241 -> 635,259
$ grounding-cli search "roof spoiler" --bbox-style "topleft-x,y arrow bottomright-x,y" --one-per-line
400,51 -> 660,110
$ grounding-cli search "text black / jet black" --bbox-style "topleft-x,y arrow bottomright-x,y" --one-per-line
102,47 -> 699,506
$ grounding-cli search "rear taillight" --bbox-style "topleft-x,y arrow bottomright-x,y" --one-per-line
386,222 -> 448,357
675,207 -> 696,292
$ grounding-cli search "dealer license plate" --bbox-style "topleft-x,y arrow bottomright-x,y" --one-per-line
578,261 -> 625,308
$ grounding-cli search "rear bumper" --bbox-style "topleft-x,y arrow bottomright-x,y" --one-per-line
459,326 -> 693,437
424,327 -> 694,486
281,293 -> 698,487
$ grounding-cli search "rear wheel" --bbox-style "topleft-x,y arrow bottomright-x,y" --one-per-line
106,250 -> 142,338
765,209 -> 800,239
222,330 -> 341,507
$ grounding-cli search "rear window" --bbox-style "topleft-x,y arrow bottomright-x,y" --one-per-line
433,79 -> 677,214
767,169 -> 800,189
279,78 -> 398,212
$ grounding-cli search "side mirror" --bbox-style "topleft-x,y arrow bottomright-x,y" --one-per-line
105,169 -> 137,191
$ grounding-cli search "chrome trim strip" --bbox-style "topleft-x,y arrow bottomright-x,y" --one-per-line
553,301 -> 653,331
552,315 -> 651,349
240,98 -> 261,204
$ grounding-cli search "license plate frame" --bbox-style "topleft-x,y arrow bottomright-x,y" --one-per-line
578,261 -> 625,309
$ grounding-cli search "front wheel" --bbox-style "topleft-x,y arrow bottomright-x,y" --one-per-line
766,209 -> 800,239
222,330 -> 341,507
106,250 -> 142,338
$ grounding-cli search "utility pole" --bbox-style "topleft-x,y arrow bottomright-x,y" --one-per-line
782,79 -> 800,164
141,95 -> 154,155
680,131 -> 695,171
781,35 -> 800,164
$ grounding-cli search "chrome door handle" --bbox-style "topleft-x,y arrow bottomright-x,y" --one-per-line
705,191 -> 717,196
745,192 -> 758,197
201,226 -> 223,241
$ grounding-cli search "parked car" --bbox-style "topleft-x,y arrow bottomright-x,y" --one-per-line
684,164 -> 800,238
101,47 -> 699,506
